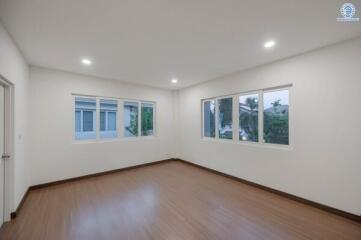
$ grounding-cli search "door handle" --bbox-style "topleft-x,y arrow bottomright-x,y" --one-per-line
1,153 -> 10,160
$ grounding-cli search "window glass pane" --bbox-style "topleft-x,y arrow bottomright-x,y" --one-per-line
100,99 -> 117,134
239,94 -> 259,142
83,111 -> 94,132
203,100 -> 215,138
141,103 -> 154,136
100,111 -> 106,131
75,97 -> 96,140
263,89 -> 289,145
75,97 -> 96,133
108,112 -> 116,131
124,101 -> 139,137
75,110 -> 81,132
218,97 -> 233,139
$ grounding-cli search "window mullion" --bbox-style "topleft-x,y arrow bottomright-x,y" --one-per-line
201,101 -> 205,138
153,103 -> 156,136
119,100 -> 123,137
105,111 -> 108,131
233,95 -> 239,142
95,98 -> 99,139
288,87 -> 292,146
259,90 -> 264,143
138,101 -> 141,137
80,110 -> 83,133
215,99 -> 219,139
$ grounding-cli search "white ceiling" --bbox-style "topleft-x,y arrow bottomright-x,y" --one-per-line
0,0 -> 360,89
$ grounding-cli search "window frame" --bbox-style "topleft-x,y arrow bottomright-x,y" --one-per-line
201,98 -> 216,139
123,100 -> 156,139
140,101 -> 156,137
201,85 -> 292,149
123,100 -> 140,138
217,96 -> 234,141
73,94 -> 156,143
74,97 -> 97,140
99,98 -> 118,139
262,86 -> 291,147
237,90 -> 261,143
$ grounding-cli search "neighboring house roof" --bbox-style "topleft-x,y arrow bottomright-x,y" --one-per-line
239,103 -> 255,113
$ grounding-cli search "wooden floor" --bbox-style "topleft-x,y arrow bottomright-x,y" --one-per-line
1,161 -> 360,240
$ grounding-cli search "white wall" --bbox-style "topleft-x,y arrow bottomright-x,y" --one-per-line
29,66 -> 176,185
3,17 -> 360,218
177,37 -> 361,215
0,22 -> 30,219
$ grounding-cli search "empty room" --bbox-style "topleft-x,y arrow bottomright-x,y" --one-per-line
0,0 -> 360,239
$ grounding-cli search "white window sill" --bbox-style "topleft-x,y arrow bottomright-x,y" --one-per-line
200,137 -> 293,151
73,135 -> 156,145
75,132 -> 96,141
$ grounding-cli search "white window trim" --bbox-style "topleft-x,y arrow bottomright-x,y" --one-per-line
201,85 -> 292,150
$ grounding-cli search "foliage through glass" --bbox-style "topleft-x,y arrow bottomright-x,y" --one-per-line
263,90 -> 289,145
141,103 -> 154,136
239,94 -> 259,142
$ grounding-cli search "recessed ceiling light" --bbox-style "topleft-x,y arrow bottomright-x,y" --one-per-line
171,78 -> 178,83
81,58 -> 92,66
264,41 -> 276,49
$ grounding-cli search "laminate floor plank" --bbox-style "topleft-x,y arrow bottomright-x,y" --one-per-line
1,161 -> 360,240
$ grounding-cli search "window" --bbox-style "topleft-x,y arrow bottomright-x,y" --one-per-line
239,94 -> 259,142
75,97 -> 96,140
141,102 -> 154,136
100,99 -> 117,139
74,96 -> 156,141
124,101 -> 139,137
263,89 -> 289,145
218,97 -> 233,140
203,100 -> 215,138
201,86 -> 290,146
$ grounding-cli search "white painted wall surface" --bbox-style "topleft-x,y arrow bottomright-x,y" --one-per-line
29,66 -> 176,185
176,38 -> 361,215
2,16 -> 361,218
0,22 -> 30,219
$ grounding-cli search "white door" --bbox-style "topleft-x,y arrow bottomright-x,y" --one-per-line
0,85 -> 4,225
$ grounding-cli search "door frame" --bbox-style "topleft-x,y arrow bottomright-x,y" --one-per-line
0,75 -> 14,222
